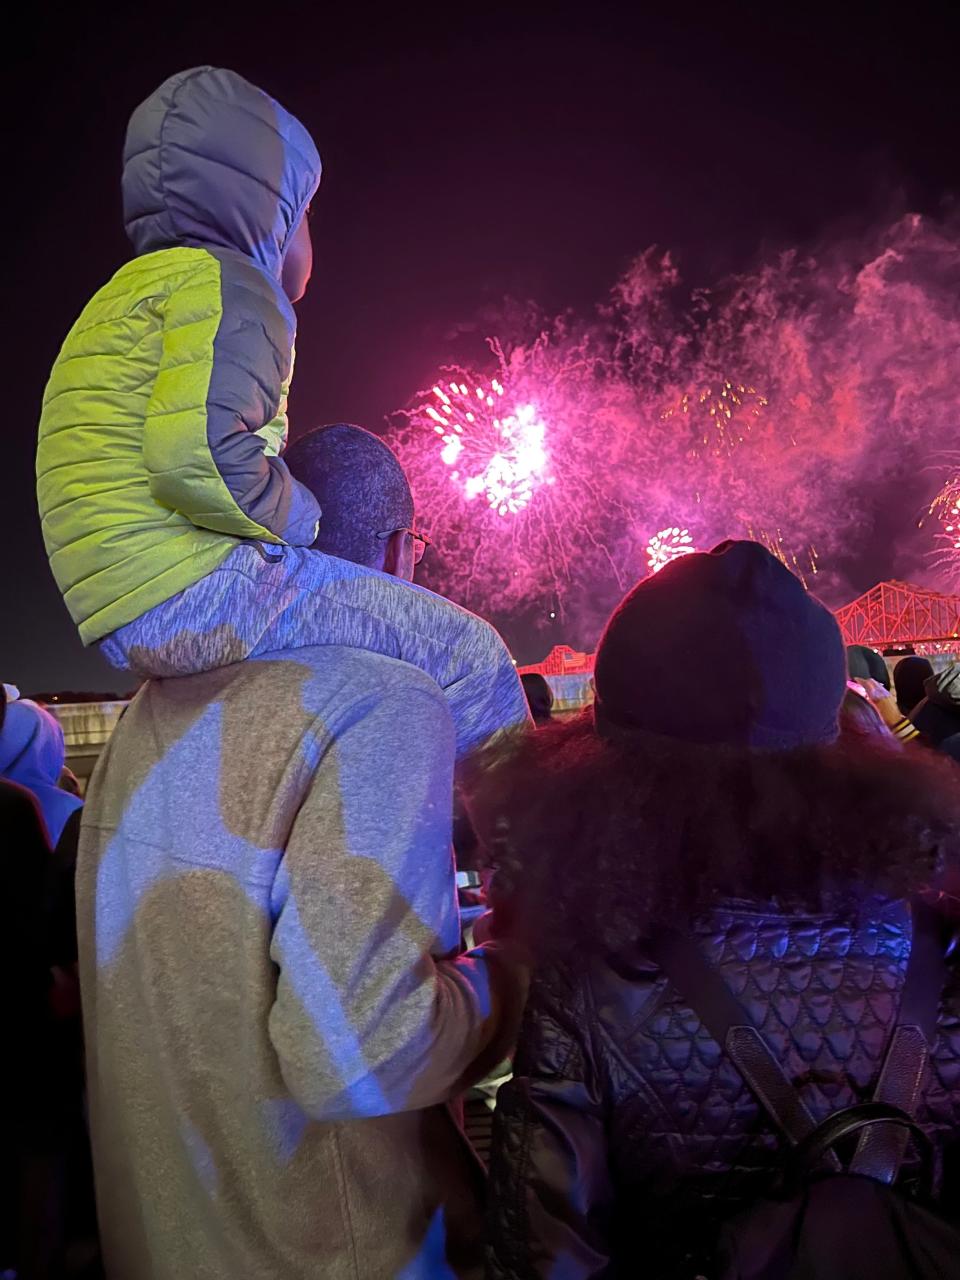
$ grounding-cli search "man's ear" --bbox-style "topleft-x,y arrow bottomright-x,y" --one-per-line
381,529 -> 405,578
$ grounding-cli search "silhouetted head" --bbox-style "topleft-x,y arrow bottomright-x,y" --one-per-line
284,424 -> 427,581
894,655 -> 934,716
594,540 -> 846,750
521,673 -> 554,725
0,699 -> 82,844
846,644 -> 890,691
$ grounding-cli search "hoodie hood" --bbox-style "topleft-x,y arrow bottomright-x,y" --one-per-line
122,67 -> 322,279
0,700 -> 81,844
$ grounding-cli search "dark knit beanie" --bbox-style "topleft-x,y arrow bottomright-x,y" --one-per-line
846,644 -> 891,691
594,540 -> 846,750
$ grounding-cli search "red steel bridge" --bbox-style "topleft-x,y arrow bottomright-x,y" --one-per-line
521,581 -> 960,677
833,580 -> 960,654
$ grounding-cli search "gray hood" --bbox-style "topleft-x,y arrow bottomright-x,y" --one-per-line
122,67 -> 321,279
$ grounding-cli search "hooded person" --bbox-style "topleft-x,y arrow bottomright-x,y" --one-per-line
37,67 -> 323,646
0,700 -> 82,845
37,69 -> 528,759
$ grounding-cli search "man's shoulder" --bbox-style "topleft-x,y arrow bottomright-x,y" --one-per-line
239,648 -> 453,757
243,646 -> 449,714
137,647 -> 445,712
119,649 -> 446,731
93,649 -> 451,811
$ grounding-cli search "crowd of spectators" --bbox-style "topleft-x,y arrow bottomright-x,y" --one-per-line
6,458 -> 960,1277
9,62 -> 960,1280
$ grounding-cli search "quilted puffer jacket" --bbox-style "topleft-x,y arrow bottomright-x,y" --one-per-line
487,900 -> 960,1279
37,67 -> 322,644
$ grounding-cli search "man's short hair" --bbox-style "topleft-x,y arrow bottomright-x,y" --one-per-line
284,424 -> 415,569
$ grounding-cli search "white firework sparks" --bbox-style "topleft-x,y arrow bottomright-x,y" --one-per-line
646,526 -> 697,574
425,379 -> 553,517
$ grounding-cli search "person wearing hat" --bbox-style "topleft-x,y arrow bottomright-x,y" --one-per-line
468,541 -> 960,1280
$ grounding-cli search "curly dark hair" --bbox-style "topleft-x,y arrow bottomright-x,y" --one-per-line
465,711 -> 960,959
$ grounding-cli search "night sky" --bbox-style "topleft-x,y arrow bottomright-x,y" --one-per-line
6,2 -> 959,693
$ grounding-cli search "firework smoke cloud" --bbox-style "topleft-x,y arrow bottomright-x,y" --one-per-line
391,214 -> 960,652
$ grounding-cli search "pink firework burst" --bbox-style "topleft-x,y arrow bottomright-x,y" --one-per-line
390,336 -> 641,630
423,378 -> 553,516
646,527 -> 697,574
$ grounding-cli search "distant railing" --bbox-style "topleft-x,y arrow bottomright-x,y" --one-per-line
48,701 -> 129,750
834,580 -> 960,653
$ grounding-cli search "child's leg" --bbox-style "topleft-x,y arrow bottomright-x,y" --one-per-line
100,543 -> 530,757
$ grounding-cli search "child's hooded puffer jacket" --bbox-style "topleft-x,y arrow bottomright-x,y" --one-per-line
37,67 -> 322,644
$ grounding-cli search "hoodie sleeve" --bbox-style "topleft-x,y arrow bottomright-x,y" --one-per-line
267,677 -> 525,1121
142,251 -> 321,546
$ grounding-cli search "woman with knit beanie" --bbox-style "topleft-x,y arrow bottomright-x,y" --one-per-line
471,541 -> 960,1279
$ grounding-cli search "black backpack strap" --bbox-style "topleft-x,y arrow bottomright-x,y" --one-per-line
850,904 -> 948,1183
650,929 -> 838,1164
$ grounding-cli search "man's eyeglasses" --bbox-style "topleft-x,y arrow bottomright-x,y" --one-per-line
376,527 -> 432,566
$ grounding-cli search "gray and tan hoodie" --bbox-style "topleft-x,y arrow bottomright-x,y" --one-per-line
78,648 -> 522,1279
